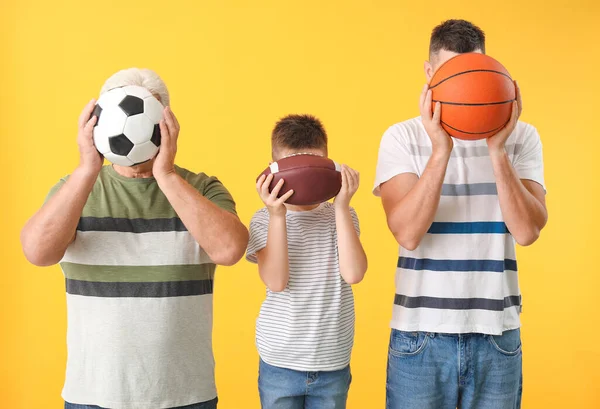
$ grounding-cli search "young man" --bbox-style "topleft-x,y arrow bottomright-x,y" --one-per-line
21,68 -> 249,409
374,20 -> 547,409
246,115 -> 368,409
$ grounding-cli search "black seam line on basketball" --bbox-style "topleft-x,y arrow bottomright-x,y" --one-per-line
440,120 -> 509,135
432,99 -> 516,106
429,69 -> 512,89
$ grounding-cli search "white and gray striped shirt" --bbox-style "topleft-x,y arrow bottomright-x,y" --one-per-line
247,202 -> 360,371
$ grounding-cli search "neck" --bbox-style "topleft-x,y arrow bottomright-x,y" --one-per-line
112,160 -> 155,179
285,203 -> 321,212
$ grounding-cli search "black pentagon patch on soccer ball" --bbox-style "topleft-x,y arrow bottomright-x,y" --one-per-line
91,104 -> 103,127
109,134 -> 134,156
151,123 -> 161,147
118,95 -> 144,116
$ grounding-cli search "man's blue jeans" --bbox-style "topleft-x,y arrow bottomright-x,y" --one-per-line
386,329 -> 522,409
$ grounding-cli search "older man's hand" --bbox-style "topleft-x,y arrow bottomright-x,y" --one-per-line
77,99 -> 103,176
153,106 -> 179,180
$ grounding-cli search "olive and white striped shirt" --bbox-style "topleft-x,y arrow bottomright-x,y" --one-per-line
247,202 -> 360,371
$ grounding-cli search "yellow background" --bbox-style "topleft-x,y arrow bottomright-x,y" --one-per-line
1,1 -> 599,408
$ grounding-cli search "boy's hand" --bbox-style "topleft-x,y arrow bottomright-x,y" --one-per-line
334,165 -> 359,209
257,174 -> 294,217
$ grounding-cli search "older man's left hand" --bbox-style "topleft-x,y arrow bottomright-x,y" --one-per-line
153,106 -> 180,180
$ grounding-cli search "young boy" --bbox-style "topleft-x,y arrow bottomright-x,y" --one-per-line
246,114 -> 368,409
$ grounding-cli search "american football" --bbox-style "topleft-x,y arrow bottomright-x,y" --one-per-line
257,154 -> 342,206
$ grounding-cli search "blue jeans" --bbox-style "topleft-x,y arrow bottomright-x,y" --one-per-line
65,397 -> 217,409
258,359 -> 352,409
386,329 -> 522,409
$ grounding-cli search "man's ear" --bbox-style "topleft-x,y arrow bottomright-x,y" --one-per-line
424,60 -> 434,83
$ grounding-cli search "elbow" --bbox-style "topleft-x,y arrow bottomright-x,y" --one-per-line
211,225 -> 249,266
514,228 -> 540,247
344,273 -> 365,285
20,230 -> 60,267
267,281 -> 287,293
393,232 -> 421,251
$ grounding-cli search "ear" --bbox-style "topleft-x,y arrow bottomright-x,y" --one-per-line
424,60 -> 434,83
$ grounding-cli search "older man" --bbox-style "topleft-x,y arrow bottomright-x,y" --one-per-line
21,68 -> 249,409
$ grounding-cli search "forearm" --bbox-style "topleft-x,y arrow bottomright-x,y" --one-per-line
257,215 -> 290,292
335,207 -> 367,284
490,149 -> 547,245
387,151 -> 450,250
157,173 -> 248,265
21,166 -> 97,266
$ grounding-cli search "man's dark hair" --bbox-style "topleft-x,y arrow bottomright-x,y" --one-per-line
272,114 -> 328,153
429,19 -> 486,56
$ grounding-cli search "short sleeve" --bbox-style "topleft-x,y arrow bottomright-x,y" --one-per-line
202,177 -> 238,215
350,207 -> 360,236
44,177 -> 68,203
513,124 -> 546,191
246,209 -> 269,264
373,124 -> 420,196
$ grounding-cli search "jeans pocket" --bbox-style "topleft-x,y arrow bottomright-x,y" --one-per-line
388,330 -> 430,357
488,328 -> 522,356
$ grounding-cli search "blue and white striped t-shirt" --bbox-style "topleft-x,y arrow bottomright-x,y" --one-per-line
374,117 -> 545,335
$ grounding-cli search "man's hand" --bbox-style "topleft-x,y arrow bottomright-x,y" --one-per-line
334,165 -> 359,210
487,81 -> 522,155
153,106 -> 179,180
77,99 -> 103,175
256,174 -> 294,217
420,84 -> 453,157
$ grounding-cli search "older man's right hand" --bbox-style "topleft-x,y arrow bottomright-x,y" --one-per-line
76,99 -> 103,175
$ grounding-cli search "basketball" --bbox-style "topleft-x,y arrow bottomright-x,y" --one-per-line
429,53 -> 516,140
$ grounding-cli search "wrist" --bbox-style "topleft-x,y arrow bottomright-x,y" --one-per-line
334,201 -> 351,212
74,164 -> 101,181
488,146 -> 509,162
155,169 -> 178,185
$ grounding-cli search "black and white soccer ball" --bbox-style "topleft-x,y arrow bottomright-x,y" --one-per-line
91,85 -> 163,166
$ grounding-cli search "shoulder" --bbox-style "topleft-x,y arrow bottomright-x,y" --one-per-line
250,207 -> 270,224
174,165 -> 227,193
380,117 -> 429,149
510,121 -> 540,144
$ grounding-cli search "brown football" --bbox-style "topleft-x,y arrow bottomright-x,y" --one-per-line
257,154 -> 342,206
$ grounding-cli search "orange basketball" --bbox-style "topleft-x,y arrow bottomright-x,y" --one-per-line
429,53 -> 516,140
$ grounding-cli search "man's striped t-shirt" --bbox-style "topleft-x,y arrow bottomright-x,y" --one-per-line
48,165 -> 236,409
374,117 -> 545,335
246,202 -> 360,371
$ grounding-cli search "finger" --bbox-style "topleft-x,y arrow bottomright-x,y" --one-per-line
159,120 -> 170,149
510,100 -> 519,127
169,107 -> 181,130
432,101 -> 442,124
83,115 -> 97,134
276,189 -> 295,205
261,174 -> 274,197
419,84 -> 428,113
79,99 -> 96,128
349,169 -> 359,189
163,107 -> 178,136
269,178 -> 285,200
514,81 -> 523,117
256,174 -> 266,191
340,165 -> 348,190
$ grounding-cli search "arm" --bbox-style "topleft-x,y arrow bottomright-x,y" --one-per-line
334,165 -> 367,284
21,100 -> 102,266
380,85 -> 453,250
253,174 -> 294,292
487,83 -> 548,246
153,107 -> 248,266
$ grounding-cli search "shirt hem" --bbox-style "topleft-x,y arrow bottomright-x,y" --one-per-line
259,354 -> 350,372
62,391 -> 217,409
390,321 -> 521,336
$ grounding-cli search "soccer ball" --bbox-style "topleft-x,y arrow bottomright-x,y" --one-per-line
91,85 -> 163,166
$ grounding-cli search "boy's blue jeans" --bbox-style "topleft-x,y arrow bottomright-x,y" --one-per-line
258,358 -> 351,409
386,328 -> 522,409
